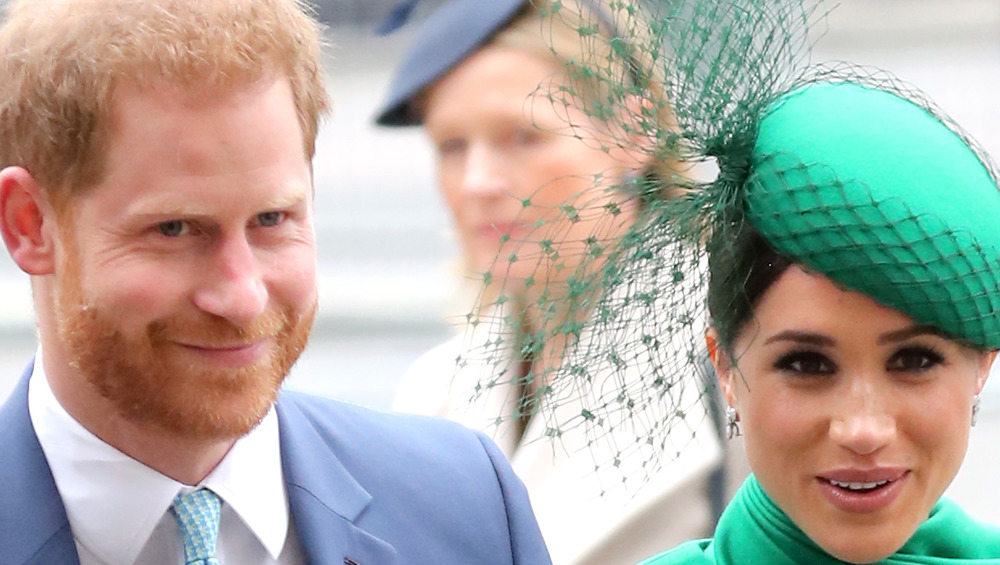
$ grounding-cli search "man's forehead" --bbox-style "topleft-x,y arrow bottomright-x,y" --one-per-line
109,72 -> 289,113
80,75 -> 313,212
105,76 -> 303,152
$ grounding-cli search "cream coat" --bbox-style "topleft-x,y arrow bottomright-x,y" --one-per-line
394,309 -> 731,565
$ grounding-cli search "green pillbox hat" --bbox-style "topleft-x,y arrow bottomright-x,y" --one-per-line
747,81 -> 1000,348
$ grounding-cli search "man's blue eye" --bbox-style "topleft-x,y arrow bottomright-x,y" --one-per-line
158,220 -> 186,237
258,211 -> 284,227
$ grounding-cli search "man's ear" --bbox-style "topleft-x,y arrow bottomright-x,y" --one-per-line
706,327 -> 737,407
0,166 -> 58,275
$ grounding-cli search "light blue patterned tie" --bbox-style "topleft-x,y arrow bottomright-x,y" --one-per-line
170,489 -> 222,565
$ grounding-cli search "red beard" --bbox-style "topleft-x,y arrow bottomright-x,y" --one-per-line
55,263 -> 315,441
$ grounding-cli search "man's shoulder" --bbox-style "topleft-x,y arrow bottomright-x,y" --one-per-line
278,389 -> 474,433
276,391 -> 552,564
276,390 -> 500,471
274,391 -> 515,530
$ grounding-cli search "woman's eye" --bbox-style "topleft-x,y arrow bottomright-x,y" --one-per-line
887,346 -> 944,372
157,220 -> 189,237
511,129 -> 540,146
774,351 -> 836,376
257,211 -> 285,227
436,138 -> 466,156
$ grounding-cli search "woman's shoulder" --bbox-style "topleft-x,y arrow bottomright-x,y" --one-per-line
391,333 -> 465,414
402,333 -> 466,376
638,538 -> 714,565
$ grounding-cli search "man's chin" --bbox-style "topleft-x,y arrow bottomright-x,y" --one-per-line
63,295 -> 315,442
166,400 -> 278,442
112,373 -> 286,442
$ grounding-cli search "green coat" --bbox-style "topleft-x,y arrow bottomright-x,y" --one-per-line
641,475 -> 1000,565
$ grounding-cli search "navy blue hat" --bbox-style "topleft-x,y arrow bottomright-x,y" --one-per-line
374,0 -> 528,127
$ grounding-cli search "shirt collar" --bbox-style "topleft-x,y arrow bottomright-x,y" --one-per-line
28,347 -> 290,563
200,399 -> 289,559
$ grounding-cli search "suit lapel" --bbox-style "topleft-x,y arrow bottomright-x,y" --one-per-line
276,396 -> 397,565
0,361 -> 79,565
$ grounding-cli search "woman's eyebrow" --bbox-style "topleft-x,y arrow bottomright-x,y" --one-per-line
877,324 -> 942,345
763,331 -> 835,347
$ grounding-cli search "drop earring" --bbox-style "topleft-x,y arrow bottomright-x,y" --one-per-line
726,405 -> 741,439
972,394 -> 981,427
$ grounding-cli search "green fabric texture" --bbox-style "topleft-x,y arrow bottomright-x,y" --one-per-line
747,82 -> 1000,348
639,475 -> 1000,565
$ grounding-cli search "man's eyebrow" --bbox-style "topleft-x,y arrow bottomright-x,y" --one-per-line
763,331 -> 835,347
259,185 -> 312,209
877,324 -> 942,345
129,185 -> 310,217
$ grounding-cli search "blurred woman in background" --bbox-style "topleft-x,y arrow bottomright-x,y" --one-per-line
376,1 -> 734,564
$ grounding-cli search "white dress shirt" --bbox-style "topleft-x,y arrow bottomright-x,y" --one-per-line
28,348 -> 305,565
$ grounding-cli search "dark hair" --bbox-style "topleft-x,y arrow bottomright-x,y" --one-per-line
707,220 -> 792,351
706,218 -> 992,356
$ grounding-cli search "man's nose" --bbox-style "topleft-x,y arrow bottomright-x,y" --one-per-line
192,234 -> 268,327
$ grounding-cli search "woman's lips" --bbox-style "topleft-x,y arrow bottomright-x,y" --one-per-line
816,468 -> 910,513
478,221 -> 519,239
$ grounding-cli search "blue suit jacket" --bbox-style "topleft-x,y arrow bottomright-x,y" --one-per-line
0,362 -> 552,565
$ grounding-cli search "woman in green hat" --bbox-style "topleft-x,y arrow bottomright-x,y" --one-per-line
640,77 -> 1000,563
375,1 -> 734,563
440,0 -> 1000,562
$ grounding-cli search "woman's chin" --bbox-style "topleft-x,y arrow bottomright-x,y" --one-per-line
816,531 -> 908,564
483,263 -> 539,292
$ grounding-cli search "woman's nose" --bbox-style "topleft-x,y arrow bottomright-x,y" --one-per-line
829,380 -> 897,456
461,143 -> 505,196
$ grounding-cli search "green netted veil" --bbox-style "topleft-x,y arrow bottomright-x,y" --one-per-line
455,0 -> 1000,485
